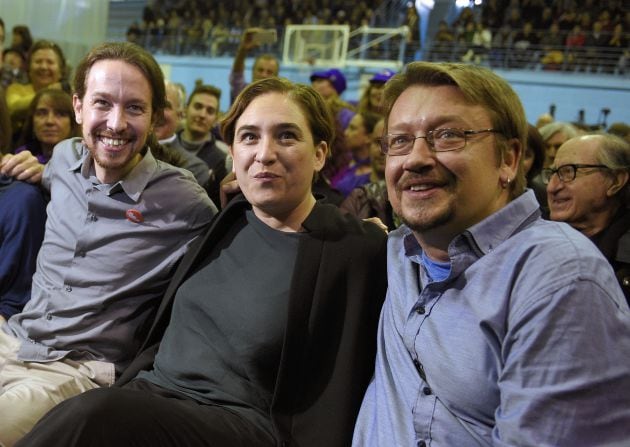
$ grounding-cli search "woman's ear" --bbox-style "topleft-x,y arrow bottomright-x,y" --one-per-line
313,141 -> 328,172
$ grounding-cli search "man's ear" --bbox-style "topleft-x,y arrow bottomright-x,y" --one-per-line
72,94 -> 83,125
607,170 -> 629,197
499,137 -> 521,184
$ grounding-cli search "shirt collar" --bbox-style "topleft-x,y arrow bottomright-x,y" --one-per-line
71,141 -> 158,203
461,189 -> 541,257
402,189 -> 541,263
159,134 -> 177,145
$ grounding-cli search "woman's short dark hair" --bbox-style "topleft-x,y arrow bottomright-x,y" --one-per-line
220,77 -> 334,150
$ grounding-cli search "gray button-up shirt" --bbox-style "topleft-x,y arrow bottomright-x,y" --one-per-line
5,138 -> 217,372
353,190 -> 630,446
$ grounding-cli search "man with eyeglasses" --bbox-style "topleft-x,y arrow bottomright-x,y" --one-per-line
545,133 -> 630,304
352,62 -> 630,447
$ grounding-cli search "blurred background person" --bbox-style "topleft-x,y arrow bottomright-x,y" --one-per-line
545,133 -> 630,303
229,28 -> 279,104
9,25 -> 32,57
310,68 -> 355,130
608,122 -> 630,143
525,123 -> 549,216
341,117 -> 397,231
331,110 -> 382,197
6,40 -> 70,145
357,70 -> 395,116
155,80 -> 212,193
13,87 -> 79,165
1,47 -> 28,88
539,121 -> 580,168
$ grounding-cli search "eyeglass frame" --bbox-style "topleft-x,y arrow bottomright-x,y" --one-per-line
541,163 -> 609,184
380,128 -> 500,156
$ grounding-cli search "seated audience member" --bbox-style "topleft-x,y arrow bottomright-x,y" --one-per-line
9,25 -> 32,57
358,69 -> 395,115
352,62 -> 630,447
0,175 -> 46,323
608,122 -> 630,143
0,42 -> 216,445
229,28 -> 279,103
19,77 -> 388,447
13,87 -> 79,164
489,25 -> 512,68
535,112 -> 554,128
1,47 -> 28,88
539,22 -> 565,70
428,20 -> 456,62
310,68 -> 355,130
155,80 -> 211,190
539,121 -> 580,167
524,123 -> 549,215
311,68 -> 356,184
169,84 -> 228,207
545,133 -> 630,303
6,40 -> 70,143
341,118 -> 397,231
331,110 -> 382,197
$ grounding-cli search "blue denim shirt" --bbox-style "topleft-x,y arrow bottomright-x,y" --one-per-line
353,190 -> 630,446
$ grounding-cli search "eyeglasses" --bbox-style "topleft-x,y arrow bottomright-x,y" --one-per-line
381,128 -> 499,156
541,164 -> 609,184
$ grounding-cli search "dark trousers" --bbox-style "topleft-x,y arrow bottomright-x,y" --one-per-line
16,379 -> 276,447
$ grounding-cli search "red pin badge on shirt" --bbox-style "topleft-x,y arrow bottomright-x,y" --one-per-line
125,208 -> 144,224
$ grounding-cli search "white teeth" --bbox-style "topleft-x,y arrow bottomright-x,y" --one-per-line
410,184 -> 433,191
101,137 -> 126,146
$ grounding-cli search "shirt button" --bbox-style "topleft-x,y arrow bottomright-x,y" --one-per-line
65,286 -> 72,292
78,251 -> 86,258
422,386 -> 432,395
46,313 -> 52,320
416,305 -> 425,314
418,441 -> 427,447
622,277 -> 630,287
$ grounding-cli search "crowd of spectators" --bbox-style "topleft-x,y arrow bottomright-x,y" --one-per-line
126,0 -> 629,76
427,0 -> 629,74
127,0 -> 386,57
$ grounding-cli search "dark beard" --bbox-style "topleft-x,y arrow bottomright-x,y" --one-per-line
399,205 -> 455,233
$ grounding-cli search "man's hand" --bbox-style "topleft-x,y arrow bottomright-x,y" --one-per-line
240,28 -> 265,52
1,152 -> 45,183
364,217 -> 389,234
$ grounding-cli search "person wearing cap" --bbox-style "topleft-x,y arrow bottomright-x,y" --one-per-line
310,68 -> 355,131
358,69 -> 395,116
310,68 -> 357,186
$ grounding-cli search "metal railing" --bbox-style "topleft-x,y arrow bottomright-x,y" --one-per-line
129,25 -> 628,77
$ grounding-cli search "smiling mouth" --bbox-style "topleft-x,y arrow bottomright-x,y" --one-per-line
99,136 -> 129,148
254,172 -> 280,179
408,184 -> 438,191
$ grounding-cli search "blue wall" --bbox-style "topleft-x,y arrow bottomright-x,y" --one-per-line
156,55 -> 630,128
